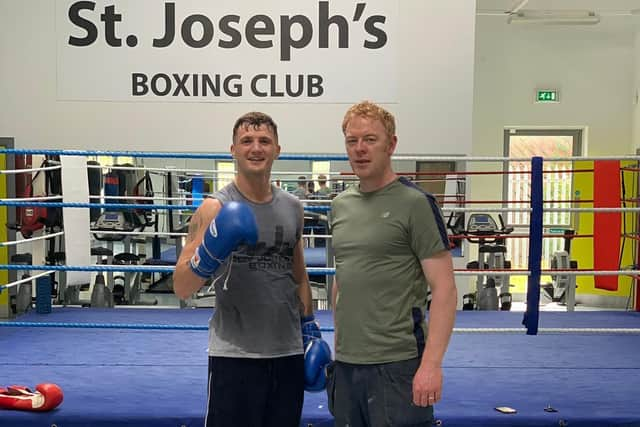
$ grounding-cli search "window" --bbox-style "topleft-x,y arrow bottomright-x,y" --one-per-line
215,161 -> 235,191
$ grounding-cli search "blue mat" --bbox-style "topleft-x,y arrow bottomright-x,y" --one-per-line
1,309 -> 639,426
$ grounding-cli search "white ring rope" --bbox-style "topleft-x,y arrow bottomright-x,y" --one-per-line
86,194 -> 331,204
456,270 -> 530,276
453,327 -> 640,334
1,232 -> 65,247
443,207 -> 532,213
444,207 -> 640,213
91,230 -> 187,237
89,195 -> 194,202
88,230 -> 331,239
457,269 -> 640,276
0,165 -> 62,175
11,265 -> 640,277
88,163 -> 353,177
1,270 -> 56,290
2,195 -> 63,202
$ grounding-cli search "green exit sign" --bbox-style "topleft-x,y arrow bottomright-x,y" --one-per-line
536,89 -> 559,103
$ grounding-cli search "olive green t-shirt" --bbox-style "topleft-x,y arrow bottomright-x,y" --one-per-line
331,177 -> 450,364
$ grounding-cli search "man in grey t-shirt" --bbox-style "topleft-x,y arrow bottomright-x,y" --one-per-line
173,112 -> 323,427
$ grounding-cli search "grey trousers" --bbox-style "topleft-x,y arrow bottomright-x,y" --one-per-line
327,358 -> 434,427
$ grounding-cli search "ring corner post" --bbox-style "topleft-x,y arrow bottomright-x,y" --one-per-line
523,156 -> 543,335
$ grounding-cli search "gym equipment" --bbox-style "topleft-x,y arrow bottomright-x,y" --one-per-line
7,156 -> 63,239
89,165 -> 155,307
462,213 -> 513,311
8,254 -> 33,316
542,229 -> 578,310
90,273 -> 113,308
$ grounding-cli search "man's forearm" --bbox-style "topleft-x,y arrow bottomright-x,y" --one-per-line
421,284 -> 457,367
297,281 -> 314,317
331,279 -> 338,349
173,250 -> 207,300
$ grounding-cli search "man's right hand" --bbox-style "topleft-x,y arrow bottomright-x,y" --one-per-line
189,201 -> 258,279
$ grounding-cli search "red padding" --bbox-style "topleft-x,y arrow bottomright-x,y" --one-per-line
593,160 -> 621,291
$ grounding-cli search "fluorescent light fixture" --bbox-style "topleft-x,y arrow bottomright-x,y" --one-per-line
507,10 -> 601,25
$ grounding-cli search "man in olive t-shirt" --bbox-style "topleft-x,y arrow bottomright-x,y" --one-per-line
329,101 -> 458,427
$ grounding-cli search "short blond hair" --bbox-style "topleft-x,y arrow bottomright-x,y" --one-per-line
341,101 -> 396,139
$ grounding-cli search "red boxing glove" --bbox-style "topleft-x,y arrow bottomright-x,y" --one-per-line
0,383 -> 63,411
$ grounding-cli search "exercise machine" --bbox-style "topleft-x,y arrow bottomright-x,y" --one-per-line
462,213 -> 513,311
542,229 -> 578,311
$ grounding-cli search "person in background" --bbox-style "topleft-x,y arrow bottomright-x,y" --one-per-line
307,181 -> 316,199
292,175 -> 308,200
314,174 -> 332,199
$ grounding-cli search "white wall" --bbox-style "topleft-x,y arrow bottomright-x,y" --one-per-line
0,1 -> 476,156
633,26 -> 640,151
471,16 -> 636,199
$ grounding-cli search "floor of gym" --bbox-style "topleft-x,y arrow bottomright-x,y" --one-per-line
1,308 -> 639,426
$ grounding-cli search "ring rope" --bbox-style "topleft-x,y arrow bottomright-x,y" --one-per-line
88,163 -> 356,178
0,231 -> 64,247
2,195 -> 63,202
0,264 -> 336,275
448,233 -> 593,239
0,322 -> 637,334
89,195 -> 194,202
0,270 -> 56,292
0,200 -> 331,213
91,230 -> 187,237
0,165 -> 62,175
9,148 -> 640,162
0,201 -> 194,210
88,229 -> 331,239
6,201 -> 637,214
4,264 -> 640,277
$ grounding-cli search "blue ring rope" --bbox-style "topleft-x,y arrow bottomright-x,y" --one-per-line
0,321 -> 335,332
0,148 -> 349,161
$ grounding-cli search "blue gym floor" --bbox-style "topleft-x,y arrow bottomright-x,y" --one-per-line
1,308 -> 640,426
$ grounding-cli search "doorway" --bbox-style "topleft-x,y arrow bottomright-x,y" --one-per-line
503,129 -> 583,277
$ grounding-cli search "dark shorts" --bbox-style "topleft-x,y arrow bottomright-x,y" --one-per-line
327,358 -> 434,427
206,355 -> 304,427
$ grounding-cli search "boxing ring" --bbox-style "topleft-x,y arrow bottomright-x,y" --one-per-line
2,148 -> 640,426
1,308 -> 640,426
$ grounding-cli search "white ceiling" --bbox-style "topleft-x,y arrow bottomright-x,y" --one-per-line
477,0 -> 640,15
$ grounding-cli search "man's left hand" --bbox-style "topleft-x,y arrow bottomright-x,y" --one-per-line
412,364 -> 443,407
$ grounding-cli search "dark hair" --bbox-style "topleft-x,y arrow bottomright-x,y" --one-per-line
232,112 -> 278,142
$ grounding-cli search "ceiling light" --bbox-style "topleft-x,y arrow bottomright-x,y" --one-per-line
507,10 -> 601,25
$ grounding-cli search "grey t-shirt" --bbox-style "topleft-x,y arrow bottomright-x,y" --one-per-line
207,182 -> 304,358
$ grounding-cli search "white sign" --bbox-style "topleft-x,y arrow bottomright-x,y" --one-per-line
56,0 -> 398,103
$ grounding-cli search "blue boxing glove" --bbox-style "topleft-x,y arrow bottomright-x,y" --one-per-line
189,201 -> 258,279
304,338 -> 332,392
301,314 -> 322,349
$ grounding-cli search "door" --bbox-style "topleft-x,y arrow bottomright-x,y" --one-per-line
503,129 -> 582,278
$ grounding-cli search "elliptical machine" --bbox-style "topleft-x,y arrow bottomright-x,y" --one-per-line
462,213 -> 513,311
